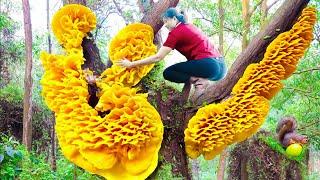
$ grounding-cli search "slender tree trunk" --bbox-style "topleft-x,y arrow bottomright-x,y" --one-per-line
22,0 -> 33,151
240,156 -> 248,180
218,0 -> 224,55
241,0 -> 250,51
46,0 -> 56,171
140,1 -> 194,179
217,1 -> 228,178
51,115 -> 57,171
47,0 -> 52,54
260,0 -> 267,30
63,0 -> 86,5
217,148 -> 229,180
74,164 -> 77,179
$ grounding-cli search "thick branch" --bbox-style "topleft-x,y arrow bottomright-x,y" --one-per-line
140,0 -> 179,34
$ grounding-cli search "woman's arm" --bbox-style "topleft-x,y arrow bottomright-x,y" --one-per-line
116,46 -> 172,68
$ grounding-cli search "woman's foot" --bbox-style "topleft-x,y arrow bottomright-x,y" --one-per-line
189,77 -> 211,102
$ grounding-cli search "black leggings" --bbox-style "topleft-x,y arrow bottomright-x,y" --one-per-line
163,57 -> 227,83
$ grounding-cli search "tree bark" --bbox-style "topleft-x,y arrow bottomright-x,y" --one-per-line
47,0 -> 56,171
22,0 -> 33,151
217,148 -> 229,180
196,0 -> 310,106
139,1 -> 196,179
141,0 -> 180,35
63,0 -> 86,5
241,0 -> 250,51
260,0 -> 267,30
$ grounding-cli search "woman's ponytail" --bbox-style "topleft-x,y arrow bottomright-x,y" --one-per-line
161,8 -> 188,24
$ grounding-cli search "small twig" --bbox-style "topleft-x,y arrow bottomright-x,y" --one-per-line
293,67 -> 320,74
282,87 -> 313,94
266,0 -> 280,12
298,120 -> 320,130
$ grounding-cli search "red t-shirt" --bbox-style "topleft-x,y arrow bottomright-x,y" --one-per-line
163,23 -> 222,60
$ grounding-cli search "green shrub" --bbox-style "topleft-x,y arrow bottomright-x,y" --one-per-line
0,135 -> 23,179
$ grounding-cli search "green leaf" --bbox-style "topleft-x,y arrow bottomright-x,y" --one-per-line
263,35 -> 271,40
0,154 -> 4,163
14,150 -> 23,158
5,146 -> 15,158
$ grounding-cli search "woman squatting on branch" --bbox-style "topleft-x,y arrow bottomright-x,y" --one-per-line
117,8 -> 227,103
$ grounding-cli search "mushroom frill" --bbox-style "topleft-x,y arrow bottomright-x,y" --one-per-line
40,4 -> 163,180
184,7 -> 316,160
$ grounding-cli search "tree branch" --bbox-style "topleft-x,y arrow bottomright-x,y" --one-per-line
248,0 -> 264,17
298,119 -> 320,130
282,87 -> 313,94
112,0 -> 130,25
293,67 -> 320,74
140,0 -> 179,34
267,0 -> 281,11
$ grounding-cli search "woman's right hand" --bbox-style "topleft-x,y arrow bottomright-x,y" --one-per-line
116,58 -> 133,68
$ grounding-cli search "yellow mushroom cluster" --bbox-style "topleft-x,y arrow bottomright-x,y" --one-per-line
40,4 -> 163,180
185,6 -> 316,160
51,4 -> 97,53
99,23 -> 157,87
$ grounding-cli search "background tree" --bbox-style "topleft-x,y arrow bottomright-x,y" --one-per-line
21,0 -> 33,151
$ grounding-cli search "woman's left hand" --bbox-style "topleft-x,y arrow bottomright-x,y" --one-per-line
116,58 -> 133,68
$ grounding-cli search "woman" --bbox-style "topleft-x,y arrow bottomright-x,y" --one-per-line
116,8 -> 227,102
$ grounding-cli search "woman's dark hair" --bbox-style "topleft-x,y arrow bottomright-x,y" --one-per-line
161,8 -> 188,24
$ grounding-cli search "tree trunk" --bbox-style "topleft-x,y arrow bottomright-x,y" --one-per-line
240,156 -> 248,180
139,1 -> 196,179
47,0 -> 52,54
51,114 -> 57,171
218,0 -> 224,55
22,0 -> 33,151
63,0 -> 86,5
141,0 -> 179,35
260,0 -> 267,30
217,148 -> 229,180
241,0 -> 250,51
196,0 -> 310,106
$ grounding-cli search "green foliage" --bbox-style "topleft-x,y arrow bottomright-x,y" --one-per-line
0,13 -> 10,29
139,60 -> 167,92
196,156 -> 220,179
0,134 -> 103,180
0,83 -> 24,103
153,163 -> 183,180
161,89 -> 170,101
0,13 -> 19,33
0,134 -> 23,179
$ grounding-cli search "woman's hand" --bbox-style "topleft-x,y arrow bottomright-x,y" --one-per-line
116,58 -> 133,68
